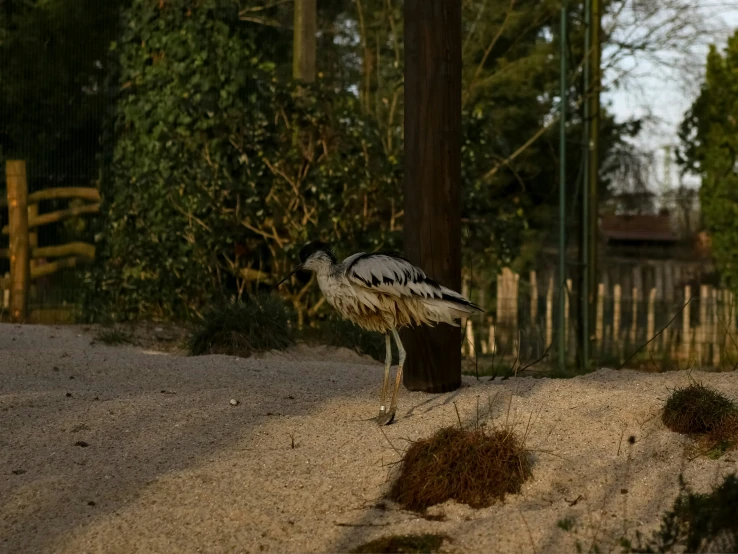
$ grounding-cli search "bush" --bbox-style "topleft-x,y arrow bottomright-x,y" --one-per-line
188,295 -> 293,357
84,0 -> 279,321
83,0 -> 401,323
388,425 -> 531,512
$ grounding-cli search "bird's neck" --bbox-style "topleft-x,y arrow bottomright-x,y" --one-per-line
314,261 -> 341,294
309,257 -> 331,278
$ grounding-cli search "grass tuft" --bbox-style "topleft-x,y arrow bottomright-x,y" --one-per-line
350,533 -> 450,553
388,425 -> 531,512
188,294 -> 294,357
557,517 -> 575,531
662,382 -> 738,455
627,473 -> 738,553
94,328 -> 135,346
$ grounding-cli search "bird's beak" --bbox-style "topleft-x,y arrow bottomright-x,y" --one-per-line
273,264 -> 302,289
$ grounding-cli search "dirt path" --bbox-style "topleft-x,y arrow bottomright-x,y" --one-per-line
1,323 -> 736,553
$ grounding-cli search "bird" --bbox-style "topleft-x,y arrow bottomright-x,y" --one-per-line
275,240 -> 483,425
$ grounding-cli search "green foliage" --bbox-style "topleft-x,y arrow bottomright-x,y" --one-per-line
84,0 -> 400,321
188,294 -> 294,357
73,0 -> 641,323
461,109 -> 527,268
627,474 -> 738,553
679,31 -> 738,289
85,0 -> 274,320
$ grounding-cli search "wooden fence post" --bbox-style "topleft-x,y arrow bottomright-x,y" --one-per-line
530,270 -> 538,325
6,160 -> 30,322
546,275 -> 554,347
647,287 -> 656,352
697,285 -> 708,367
28,203 -> 38,301
630,286 -> 639,347
596,282 -> 605,351
496,268 -> 520,352
464,319 -> 475,358
728,290 -> 736,358
711,287 -> 720,367
613,284 -> 622,354
565,278 -> 572,360
488,317 -> 496,354
682,285 -> 691,362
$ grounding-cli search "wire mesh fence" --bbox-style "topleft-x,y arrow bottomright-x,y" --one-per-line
0,1 -> 729,375
1,0 -> 111,319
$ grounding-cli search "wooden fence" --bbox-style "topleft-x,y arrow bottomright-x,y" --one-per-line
463,268 -> 738,369
0,160 -> 100,322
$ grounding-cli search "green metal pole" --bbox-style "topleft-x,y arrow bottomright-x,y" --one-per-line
582,0 -> 591,371
588,0 -> 601,361
558,1 -> 567,371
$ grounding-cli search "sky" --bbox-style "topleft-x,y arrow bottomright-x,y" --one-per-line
604,4 -> 738,193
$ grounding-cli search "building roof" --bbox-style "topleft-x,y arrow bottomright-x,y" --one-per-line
600,214 -> 677,242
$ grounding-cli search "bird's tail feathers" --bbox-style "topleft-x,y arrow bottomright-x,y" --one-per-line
421,294 -> 483,326
438,286 -> 484,313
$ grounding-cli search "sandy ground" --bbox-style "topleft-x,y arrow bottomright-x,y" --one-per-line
1,323 -> 737,554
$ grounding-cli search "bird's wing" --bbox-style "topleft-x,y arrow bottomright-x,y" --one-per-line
344,253 -> 446,300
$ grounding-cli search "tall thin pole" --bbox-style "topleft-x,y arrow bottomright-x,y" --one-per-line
402,0 -> 462,393
558,2 -> 567,370
582,0 -> 591,370
588,0 -> 601,347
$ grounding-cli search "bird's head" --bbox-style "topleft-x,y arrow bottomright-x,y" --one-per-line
298,240 -> 336,272
273,241 -> 336,289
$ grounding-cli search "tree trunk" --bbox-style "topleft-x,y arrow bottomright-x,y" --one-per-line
293,0 -> 316,82
401,0 -> 462,393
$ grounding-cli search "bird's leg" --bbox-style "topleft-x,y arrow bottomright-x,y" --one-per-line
377,328 -> 406,426
378,332 -> 392,418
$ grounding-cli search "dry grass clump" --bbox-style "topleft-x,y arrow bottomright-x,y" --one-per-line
662,382 -> 738,456
188,294 -> 294,357
350,533 -> 450,553
388,425 -> 531,512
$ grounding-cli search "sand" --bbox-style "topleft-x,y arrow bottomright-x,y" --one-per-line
1,322 -> 737,554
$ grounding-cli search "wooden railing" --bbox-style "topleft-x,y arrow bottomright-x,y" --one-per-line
1,160 -> 100,322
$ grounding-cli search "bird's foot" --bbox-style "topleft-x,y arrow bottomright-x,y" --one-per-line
376,408 -> 396,426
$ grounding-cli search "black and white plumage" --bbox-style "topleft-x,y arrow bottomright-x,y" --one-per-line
278,240 -> 483,425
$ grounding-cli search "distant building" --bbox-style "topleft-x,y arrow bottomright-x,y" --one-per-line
599,212 -> 711,262
598,212 -> 716,299
600,213 -> 679,260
